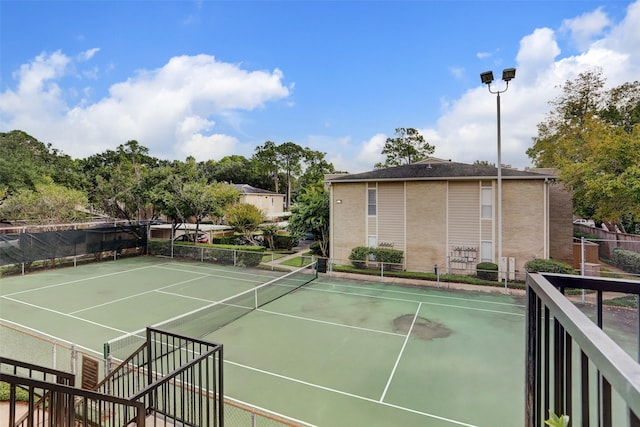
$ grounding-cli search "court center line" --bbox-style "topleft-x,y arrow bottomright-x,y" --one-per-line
1,296 -> 131,335
257,308 -> 406,337
316,280 -> 525,307
380,302 -> 421,402
2,263 -> 166,297
225,359 -> 478,427
70,275 -> 212,314
303,286 -> 525,317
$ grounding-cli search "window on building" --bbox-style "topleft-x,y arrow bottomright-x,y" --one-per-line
368,189 -> 376,216
481,188 -> 492,219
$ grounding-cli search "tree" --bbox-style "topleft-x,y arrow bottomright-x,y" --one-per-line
0,130 -> 84,194
527,71 -> 640,227
298,148 -> 335,190
253,141 -> 281,192
81,140 -> 162,219
224,203 -> 266,245
288,187 -> 330,257
0,178 -> 88,225
473,160 -> 495,167
199,155 -> 256,185
375,128 -> 434,168
168,180 -> 239,242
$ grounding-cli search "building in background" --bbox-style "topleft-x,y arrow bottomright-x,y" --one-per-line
326,158 -> 572,280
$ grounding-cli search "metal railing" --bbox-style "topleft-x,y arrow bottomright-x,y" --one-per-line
98,327 -> 224,426
1,357 -> 145,426
525,273 -> 640,426
2,321 -> 316,426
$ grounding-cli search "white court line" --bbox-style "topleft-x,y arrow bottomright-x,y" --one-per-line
257,308 -> 406,337
315,280 -> 525,307
158,266 -> 272,283
225,359 -> 478,427
155,289 -> 218,303
70,275 -> 211,314
2,263 -> 165,297
1,296 -> 130,335
303,286 -> 525,317
156,263 -> 280,282
380,302 -> 421,402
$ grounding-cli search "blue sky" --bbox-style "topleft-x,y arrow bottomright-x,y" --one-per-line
1,1 -> 638,173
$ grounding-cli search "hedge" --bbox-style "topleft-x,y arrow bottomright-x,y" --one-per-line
148,239 -> 264,267
611,248 -> 640,274
348,246 -> 404,268
476,262 -> 498,281
524,258 -> 574,274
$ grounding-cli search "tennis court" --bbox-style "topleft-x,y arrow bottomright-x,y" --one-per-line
0,256 -> 527,427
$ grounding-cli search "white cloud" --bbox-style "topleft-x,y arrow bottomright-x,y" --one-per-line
397,1 -> 640,171
0,52 -> 291,161
560,7 -> 610,50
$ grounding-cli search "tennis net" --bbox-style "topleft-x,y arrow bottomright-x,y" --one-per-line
105,261 -> 318,361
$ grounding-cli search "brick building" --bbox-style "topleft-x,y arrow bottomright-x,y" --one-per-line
325,158 -> 572,279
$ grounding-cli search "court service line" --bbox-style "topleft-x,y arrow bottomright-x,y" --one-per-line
257,308 -> 406,337
2,263 -> 167,298
226,359 -> 478,427
304,286 -> 525,317
156,264 -> 276,284
1,296 -> 131,335
316,280 -> 525,308
380,302 -> 421,402
69,275 -> 212,314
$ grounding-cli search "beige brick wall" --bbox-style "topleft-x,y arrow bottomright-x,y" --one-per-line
405,181 -> 447,272
549,181 -> 573,263
330,183 -> 366,264
330,177 -> 567,276
501,179 -> 547,275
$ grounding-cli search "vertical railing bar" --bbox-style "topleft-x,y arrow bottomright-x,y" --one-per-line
565,333 -> 572,419
581,350 -> 590,426
554,318 -> 563,414
602,377 -> 612,427
535,294 -> 542,427
630,407 -> 640,427
544,305 -> 550,418
597,290 -> 603,329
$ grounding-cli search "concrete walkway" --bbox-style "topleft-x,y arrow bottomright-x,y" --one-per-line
262,239 -> 313,271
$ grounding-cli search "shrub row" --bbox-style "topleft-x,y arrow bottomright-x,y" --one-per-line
148,240 -> 264,267
211,234 -> 299,250
348,246 -> 404,268
476,262 -> 498,281
524,258 -> 574,274
611,248 -> 640,274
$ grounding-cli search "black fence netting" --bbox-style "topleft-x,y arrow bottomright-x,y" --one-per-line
0,225 -> 147,267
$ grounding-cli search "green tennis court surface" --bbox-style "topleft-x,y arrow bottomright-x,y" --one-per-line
0,256 -> 526,427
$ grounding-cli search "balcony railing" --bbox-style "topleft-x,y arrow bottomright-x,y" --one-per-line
526,272 -> 640,427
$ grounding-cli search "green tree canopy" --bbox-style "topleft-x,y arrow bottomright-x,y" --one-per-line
375,128 -> 435,168
288,186 -> 330,257
0,130 -> 84,194
526,70 -> 640,227
0,178 -> 88,225
224,203 -> 266,245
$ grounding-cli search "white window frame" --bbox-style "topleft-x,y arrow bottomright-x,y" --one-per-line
368,188 -> 376,216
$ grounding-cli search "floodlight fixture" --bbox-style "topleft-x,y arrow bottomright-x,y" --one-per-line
502,68 -> 516,82
480,71 -> 494,85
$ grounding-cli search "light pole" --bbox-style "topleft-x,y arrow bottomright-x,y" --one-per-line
480,68 -> 515,285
